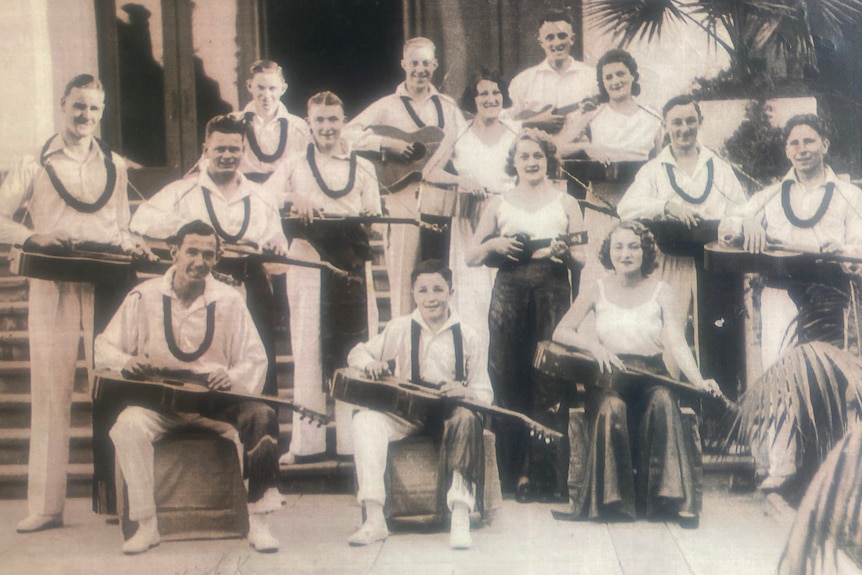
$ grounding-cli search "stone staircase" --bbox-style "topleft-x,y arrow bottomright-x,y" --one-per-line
0,237 -> 391,499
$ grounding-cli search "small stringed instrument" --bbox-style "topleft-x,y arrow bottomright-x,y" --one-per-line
93,370 -> 330,427
281,213 -> 446,234
533,340 -> 736,411
703,242 -> 862,278
354,125 -> 446,193
330,367 -> 563,444
10,243 -> 134,284
483,231 -> 589,269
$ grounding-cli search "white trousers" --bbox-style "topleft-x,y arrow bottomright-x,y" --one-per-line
383,188 -> 420,317
285,240 -> 379,456
351,410 -> 475,511
109,406 -> 243,521
27,279 -> 94,516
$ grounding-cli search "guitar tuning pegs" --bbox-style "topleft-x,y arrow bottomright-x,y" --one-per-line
529,429 -> 536,438
545,436 -> 552,445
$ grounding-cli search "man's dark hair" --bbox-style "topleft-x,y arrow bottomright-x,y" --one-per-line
205,114 -> 246,141
460,68 -> 512,114
411,259 -> 453,288
662,94 -> 702,122
62,74 -> 103,99
596,49 -> 641,102
599,220 -> 659,276
174,219 -> 220,253
539,9 -> 572,27
784,114 -> 830,141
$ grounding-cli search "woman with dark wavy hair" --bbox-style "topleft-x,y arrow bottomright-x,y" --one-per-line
552,220 -> 720,525
467,128 -> 585,500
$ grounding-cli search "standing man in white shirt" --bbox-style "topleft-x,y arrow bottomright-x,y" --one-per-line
507,10 -> 598,138
0,74 -> 135,534
343,37 -> 468,316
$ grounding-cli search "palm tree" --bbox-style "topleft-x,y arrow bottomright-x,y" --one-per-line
587,0 -> 862,82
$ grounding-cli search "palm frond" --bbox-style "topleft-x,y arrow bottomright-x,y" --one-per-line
586,0 -> 687,45
802,0 -> 862,31
735,342 -> 862,471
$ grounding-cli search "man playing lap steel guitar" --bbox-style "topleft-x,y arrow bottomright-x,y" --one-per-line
346,260 -> 492,549
0,74 -> 137,534
343,37 -> 468,316
95,220 -> 282,554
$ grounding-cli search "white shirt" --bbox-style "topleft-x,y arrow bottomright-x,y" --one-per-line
130,165 -> 288,251
0,135 -> 132,247
239,101 -> 309,176
342,82 -> 468,153
588,104 -> 661,162
718,166 -> 862,253
507,56 -> 597,119
281,142 -> 382,217
450,120 -> 519,194
347,310 -> 493,405
618,146 -> 748,221
94,268 -> 267,395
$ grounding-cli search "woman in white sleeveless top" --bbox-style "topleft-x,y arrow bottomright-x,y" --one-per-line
424,69 -> 518,345
552,221 -> 720,525
467,129 -> 585,500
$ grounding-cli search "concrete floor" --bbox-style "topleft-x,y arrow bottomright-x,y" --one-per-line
1,480 -> 792,575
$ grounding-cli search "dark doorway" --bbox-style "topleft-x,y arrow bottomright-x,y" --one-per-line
262,0 -> 405,119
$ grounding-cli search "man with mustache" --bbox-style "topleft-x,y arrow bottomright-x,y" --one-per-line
345,259 -> 492,549
507,10 -> 598,137
0,74 -> 135,534
278,91 -> 381,461
719,114 -> 862,491
131,114 -> 288,397
96,220 -> 281,554
343,37 -> 468,317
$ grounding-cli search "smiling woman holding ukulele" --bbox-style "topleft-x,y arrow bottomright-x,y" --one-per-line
551,220 -> 721,526
467,128 -> 585,501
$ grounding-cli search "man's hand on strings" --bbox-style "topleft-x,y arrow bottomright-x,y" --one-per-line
439,381 -> 477,401
364,361 -> 391,381
741,218 -> 767,254
206,369 -> 232,391
664,200 -> 700,229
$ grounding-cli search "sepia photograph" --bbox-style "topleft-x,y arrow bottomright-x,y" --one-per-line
1,1 -> 862,573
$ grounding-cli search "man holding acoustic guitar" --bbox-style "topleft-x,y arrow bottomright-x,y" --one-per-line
345,259 -> 492,549
343,37 -> 468,317
0,74 -> 136,535
95,220 -> 282,554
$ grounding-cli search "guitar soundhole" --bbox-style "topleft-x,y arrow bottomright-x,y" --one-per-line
409,141 -> 426,162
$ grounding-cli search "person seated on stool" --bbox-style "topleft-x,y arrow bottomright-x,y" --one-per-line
94,220 -> 282,554
552,221 -> 721,526
346,259 -> 493,549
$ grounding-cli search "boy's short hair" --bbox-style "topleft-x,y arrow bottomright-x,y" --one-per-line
174,219 -> 220,252
410,259 -> 452,288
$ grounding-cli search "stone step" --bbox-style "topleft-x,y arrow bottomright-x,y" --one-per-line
0,463 -> 93,499
0,427 -> 94,466
0,362 -> 90,395
0,302 -> 28,331
0,392 -> 92,429
0,276 -> 28,303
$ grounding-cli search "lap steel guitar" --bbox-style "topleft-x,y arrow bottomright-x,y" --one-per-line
331,367 -> 562,444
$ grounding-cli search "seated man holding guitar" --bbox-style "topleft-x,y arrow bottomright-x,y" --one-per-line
95,220 -> 282,554
345,260 -> 492,549
131,113 -> 289,397
718,114 -> 862,492
342,36 -> 468,317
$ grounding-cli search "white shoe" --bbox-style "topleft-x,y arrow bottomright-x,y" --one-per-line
250,488 -> 286,515
278,451 -> 297,465
122,517 -> 160,555
248,514 -> 279,553
449,506 -> 472,550
348,521 -> 388,546
16,514 -> 63,533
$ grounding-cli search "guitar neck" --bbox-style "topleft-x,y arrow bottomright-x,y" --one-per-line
453,397 -> 563,441
771,243 -> 862,265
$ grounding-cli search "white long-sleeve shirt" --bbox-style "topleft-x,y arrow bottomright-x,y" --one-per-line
95,268 -> 267,395
507,56 -> 597,120
718,166 -> 862,253
618,145 -> 748,222
130,165 -> 287,252
0,134 -> 132,248
347,310 -> 493,405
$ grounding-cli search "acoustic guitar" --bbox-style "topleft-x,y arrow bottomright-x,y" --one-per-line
10,243 -> 134,284
355,125 -> 446,193
93,370 -> 330,427
702,242 -> 862,278
330,367 -> 563,444
640,219 -> 719,258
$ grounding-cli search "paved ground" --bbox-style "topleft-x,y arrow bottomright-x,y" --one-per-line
0,479 -> 792,575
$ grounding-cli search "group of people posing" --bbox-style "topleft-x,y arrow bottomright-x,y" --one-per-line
4,8 -> 861,558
